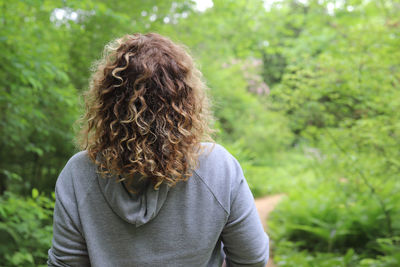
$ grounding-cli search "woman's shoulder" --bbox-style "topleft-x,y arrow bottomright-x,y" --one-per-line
55,150 -> 98,194
195,142 -> 246,212
66,150 -> 92,167
198,142 -> 242,170
199,142 -> 235,161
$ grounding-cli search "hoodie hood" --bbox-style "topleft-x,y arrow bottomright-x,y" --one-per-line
97,174 -> 170,227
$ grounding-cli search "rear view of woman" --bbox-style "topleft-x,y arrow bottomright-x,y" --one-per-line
47,33 -> 269,267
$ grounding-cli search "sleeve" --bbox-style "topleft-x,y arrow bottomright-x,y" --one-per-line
221,158 -> 269,267
47,163 -> 90,267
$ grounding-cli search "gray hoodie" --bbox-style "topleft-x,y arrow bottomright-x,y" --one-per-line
47,143 -> 269,266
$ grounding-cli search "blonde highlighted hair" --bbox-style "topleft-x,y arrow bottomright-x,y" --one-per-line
78,33 -> 214,189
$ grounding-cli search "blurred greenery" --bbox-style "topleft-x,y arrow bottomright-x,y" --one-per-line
0,0 -> 399,266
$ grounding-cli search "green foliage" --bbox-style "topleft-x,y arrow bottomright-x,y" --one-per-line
260,0 -> 400,264
202,58 -> 294,161
269,181 -> 400,265
241,151 -> 314,197
273,243 -> 361,267
0,190 -> 54,266
0,0 -> 80,194
270,181 -> 399,250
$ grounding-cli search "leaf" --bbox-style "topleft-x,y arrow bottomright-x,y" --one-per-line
287,223 -> 331,241
32,188 -> 39,199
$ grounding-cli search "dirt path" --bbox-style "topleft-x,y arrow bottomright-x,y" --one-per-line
254,194 -> 285,267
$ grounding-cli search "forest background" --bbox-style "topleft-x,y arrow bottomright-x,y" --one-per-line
0,0 -> 399,266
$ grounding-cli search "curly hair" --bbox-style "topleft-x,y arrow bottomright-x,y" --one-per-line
77,33 -> 214,190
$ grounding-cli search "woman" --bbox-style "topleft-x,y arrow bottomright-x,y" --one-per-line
47,33 -> 269,267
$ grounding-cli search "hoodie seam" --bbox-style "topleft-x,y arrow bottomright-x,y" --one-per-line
193,170 -> 229,215
95,172 -> 141,225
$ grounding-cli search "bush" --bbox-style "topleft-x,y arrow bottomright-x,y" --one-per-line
269,178 -> 400,266
0,190 -> 54,267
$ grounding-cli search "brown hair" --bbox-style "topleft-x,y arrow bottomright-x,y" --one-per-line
78,33 -> 214,189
